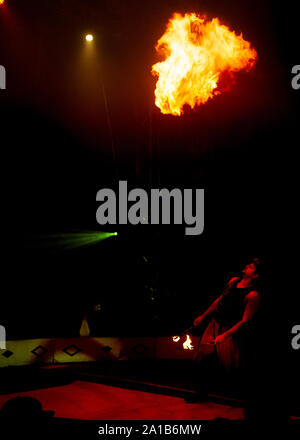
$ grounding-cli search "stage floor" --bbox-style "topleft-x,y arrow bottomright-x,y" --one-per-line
0,362 -> 299,422
0,379 -> 243,420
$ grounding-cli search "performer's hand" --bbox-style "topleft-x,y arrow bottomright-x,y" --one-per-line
214,334 -> 227,345
194,316 -> 204,327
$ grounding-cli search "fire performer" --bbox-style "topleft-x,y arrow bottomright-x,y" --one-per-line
185,258 -> 263,403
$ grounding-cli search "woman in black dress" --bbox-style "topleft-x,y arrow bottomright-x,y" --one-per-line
185,258 -> 263,403
193,258 -> 262,369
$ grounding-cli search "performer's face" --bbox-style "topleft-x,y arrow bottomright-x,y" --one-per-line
242,262 -> 258,278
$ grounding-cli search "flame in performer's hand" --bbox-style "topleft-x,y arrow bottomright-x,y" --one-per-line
152,12 -> 258,115
183,334 -> 194,350
173,336 -> 180,342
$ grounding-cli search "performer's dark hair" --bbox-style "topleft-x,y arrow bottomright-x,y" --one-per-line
250,258 -> 264,291
252,257 -> 263,277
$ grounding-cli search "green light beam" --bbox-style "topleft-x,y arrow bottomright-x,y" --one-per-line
25,231 -> 118,251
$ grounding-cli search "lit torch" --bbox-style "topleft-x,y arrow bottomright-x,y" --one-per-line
183,334 -> 194,350
152,12 -> 258,115
172,326 -> 194,350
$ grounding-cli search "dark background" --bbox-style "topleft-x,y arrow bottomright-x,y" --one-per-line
0,0 -> 298,347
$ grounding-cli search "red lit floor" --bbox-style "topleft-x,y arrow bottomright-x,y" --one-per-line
0,380 -> 244,420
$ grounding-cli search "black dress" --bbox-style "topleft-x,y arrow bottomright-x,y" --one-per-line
194,285 -> 259,369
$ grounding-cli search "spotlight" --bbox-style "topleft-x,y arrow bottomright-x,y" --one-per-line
0,0 -> 5,6
85,34 -> 93,42
114,232 -> 118,236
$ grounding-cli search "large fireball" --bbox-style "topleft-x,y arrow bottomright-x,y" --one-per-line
152,13 -> 258,116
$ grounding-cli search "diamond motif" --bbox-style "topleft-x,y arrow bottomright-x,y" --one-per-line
31,345 -> 48,358
63,344 -> 81,357
131,344 -> 147,354
2,350 -> 13,358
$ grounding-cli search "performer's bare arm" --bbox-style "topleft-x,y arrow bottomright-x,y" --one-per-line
194,277 -> 239,327
214,291 -> 260,344
193,296 -> 222,326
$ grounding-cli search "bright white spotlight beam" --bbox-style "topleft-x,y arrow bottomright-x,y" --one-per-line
85,34 -> 94,42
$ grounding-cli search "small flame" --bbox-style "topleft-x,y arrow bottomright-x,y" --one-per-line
183,334 -> 194,350
173,336 -> 180,342
152,12 -> 258,115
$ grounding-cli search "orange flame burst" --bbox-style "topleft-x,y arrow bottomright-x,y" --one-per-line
183,334 -> 194,350
152,12 -> 258,116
